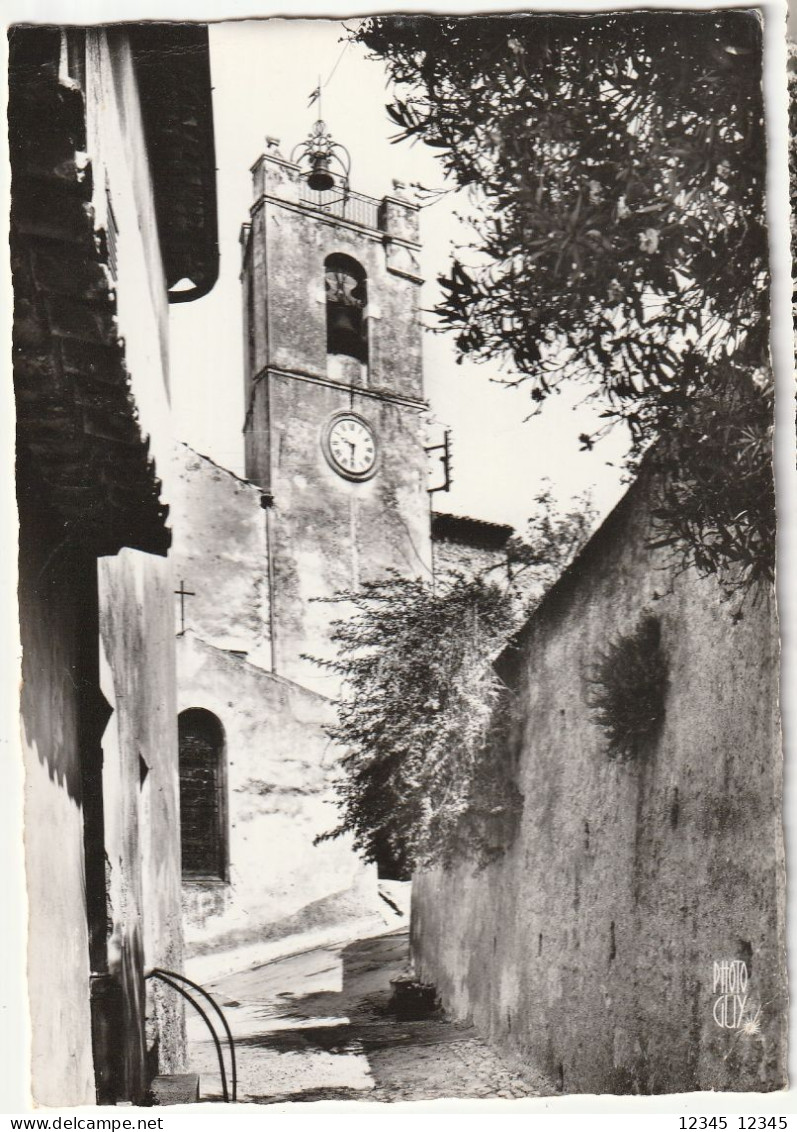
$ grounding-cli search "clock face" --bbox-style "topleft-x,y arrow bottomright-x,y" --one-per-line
324,413 -> 378,480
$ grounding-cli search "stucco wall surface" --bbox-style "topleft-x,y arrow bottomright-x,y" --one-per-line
85,33 -> 187,1097
98,548 -> 185,1091
177,634 -> 378,956
17,27 -> 187,1105
84,30 -> 174,501
411,474 -> 786,1095
19,489 -> 95,1108
170,444 -> 271,666
266,376 -> 431,691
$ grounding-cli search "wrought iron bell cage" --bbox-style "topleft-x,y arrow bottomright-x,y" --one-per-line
292,119 -> 351,203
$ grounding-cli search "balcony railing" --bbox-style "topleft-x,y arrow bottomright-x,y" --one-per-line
298,184 -> 381,230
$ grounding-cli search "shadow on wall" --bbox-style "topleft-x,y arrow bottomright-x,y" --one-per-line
17,454 -> 110,804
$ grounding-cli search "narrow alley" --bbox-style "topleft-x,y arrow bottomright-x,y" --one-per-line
186,927 -> 544,1104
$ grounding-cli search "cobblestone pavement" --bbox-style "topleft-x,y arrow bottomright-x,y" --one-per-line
187,927 -> 545,1105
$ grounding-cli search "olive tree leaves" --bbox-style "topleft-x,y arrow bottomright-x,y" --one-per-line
357,12 -> 773,591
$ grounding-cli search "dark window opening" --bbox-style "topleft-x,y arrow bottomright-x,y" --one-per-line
325,253 -> 368,364
179,708 -> 227,880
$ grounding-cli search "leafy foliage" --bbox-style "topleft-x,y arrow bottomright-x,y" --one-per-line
588,616 -> 668,760
648,361 -> 775,590
505,483 -> 598,609
313,492 -> 597,873
313,573 -> 521,874
356,13 -> 774,590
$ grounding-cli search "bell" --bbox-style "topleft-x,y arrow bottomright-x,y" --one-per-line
329,304 -> 359,337
306,154 -> 335,192
327,303 -> 363,360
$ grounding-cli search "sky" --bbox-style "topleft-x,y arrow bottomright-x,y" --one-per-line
169,18 -> 630,531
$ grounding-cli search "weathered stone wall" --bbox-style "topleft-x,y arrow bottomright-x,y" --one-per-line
265,378 -> 431,689
432,536 -> 510,586
170,444 -> 271,667
247,155 -> 423,402
242,154 -> 432,691
177,634 -> 378,959
412,472 -> 786,1094
98,550 -> 185,1088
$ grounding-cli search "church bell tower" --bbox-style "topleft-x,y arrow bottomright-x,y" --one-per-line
240,129 -> 432,688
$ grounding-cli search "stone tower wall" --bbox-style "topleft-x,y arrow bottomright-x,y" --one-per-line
241,152 -> 432,690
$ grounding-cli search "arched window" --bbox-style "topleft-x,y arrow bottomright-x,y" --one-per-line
325,253 -> 368,365
178,708 -> 227,881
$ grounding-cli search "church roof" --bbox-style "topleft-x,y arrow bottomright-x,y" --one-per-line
9,27 -> 172,555
9,24 -> 220,556
431,512 -> 514,550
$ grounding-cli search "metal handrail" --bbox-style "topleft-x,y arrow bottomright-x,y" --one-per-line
298,184 -> 381,229
150,967 -> 237,1103
145,970 -> 230,1103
